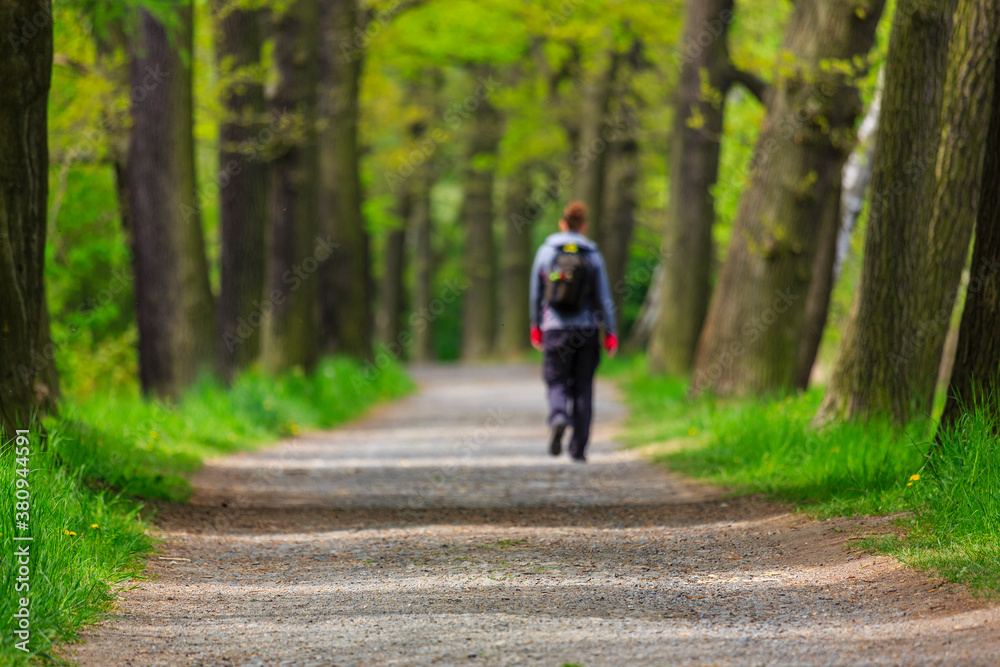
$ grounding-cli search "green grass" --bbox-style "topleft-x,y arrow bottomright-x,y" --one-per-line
1,446 -> 152,664
611,354 -> 1000,595
53,356 -> 415,501
889,404 -> 1000,594
1,356 -> 413,663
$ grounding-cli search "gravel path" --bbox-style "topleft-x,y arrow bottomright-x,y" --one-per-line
72,364 -> 1000,666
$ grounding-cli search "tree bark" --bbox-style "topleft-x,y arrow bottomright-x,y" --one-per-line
626,263 -> 664,352
0,0 -> 54,435
571,50 -> 618,245
215,0 -> 268,381
127,5 -> 216,399
835,74 -> 882,278
379,212 -> 408,347
793,77 -> 883,389
498,172 -> 535,357
410,160 -> 435,362
599,130 -> 638,333
318,0 -> 373,360
690,0 -> 886,397
261,0 -> 321,374
648,0 -> 734,376
460,84 -> 503,360
93,16 -> 131,235
817,0 -> 999,424
940,37 -> 1000,429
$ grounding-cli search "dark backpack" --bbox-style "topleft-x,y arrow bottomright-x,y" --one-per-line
544,243 -> 591,313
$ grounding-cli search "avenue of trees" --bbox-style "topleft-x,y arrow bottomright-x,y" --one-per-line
1,0 -> 998,438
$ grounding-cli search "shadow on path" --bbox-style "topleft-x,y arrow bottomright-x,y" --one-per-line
71,364 -> 1000,667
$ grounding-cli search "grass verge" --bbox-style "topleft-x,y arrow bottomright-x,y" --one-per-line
1,356 -> 413,663
606,355 -> 1000,596
54,357 -> 414,501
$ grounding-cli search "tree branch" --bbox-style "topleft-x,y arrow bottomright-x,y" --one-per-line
728,67 -> 771,105
53,53 -> 91,76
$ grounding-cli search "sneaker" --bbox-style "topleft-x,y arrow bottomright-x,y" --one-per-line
548,420 -> 566,456
570,453 -> 587,463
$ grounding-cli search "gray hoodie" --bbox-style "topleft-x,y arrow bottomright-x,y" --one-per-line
529,231 -> 616,334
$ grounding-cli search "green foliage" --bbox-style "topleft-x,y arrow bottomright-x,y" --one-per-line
46,162 -> 138,399
51,357 -> 415,501
614,356 -> 1000,595
0,444 -> 152,663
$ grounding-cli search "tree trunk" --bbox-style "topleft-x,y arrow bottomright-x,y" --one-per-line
0,0 -> 53,436
498,172 -> 535,357
835,73 -> 882,278
571,50 -> 618,245
790,190 -> 840,390
127,5 -> 216,399
93,17 -> 131,235
817,0 -> 999,424
599,132 -> 638,333
940,38 -> 1000,429
261,0 -> 321,374
626,263 -> 664,352
379,219 -> 408,347
318,0 -> 373,360
410,163 -> 435,362
690,0 -> 886,398
460,85 -> 503,361
648,0 -> 734,376
215,1 -> 268,381
793,77 -> 883,389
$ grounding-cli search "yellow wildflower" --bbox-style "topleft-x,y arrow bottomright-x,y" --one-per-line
91,524 -> 99,529
150,430 -> 158,439
909,473 -> 920,482
688,427 -> 698,436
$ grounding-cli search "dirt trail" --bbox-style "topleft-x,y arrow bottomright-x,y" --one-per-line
72,365 -> 1000,666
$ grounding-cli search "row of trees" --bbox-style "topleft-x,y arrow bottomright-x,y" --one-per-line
644,0 -> 1000,429
2,0 -> 683,434
5,0 -> 994,437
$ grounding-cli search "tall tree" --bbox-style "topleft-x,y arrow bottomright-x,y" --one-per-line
1,0 -> 54,435
818,0 -> 999,424
599,113 -> 638,328
690,0 -> 886,397
318,0 -> 373,360
92,13 -> 131,234
571,48 -> 618,246
261,0 -> 321,373
940,38 -> 1000,429
410,164 -> 435,362
128,3 -> 216,398
648,0 -> 767,376
792,76 -> 883,389
379,135 -> 414,347
460,78 -> 503,360
409,126 -> 437,362
215,0 -> 268,380
498,171 -> 535,356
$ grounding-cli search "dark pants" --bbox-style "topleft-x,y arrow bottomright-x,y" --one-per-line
543,328 -> 600,457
